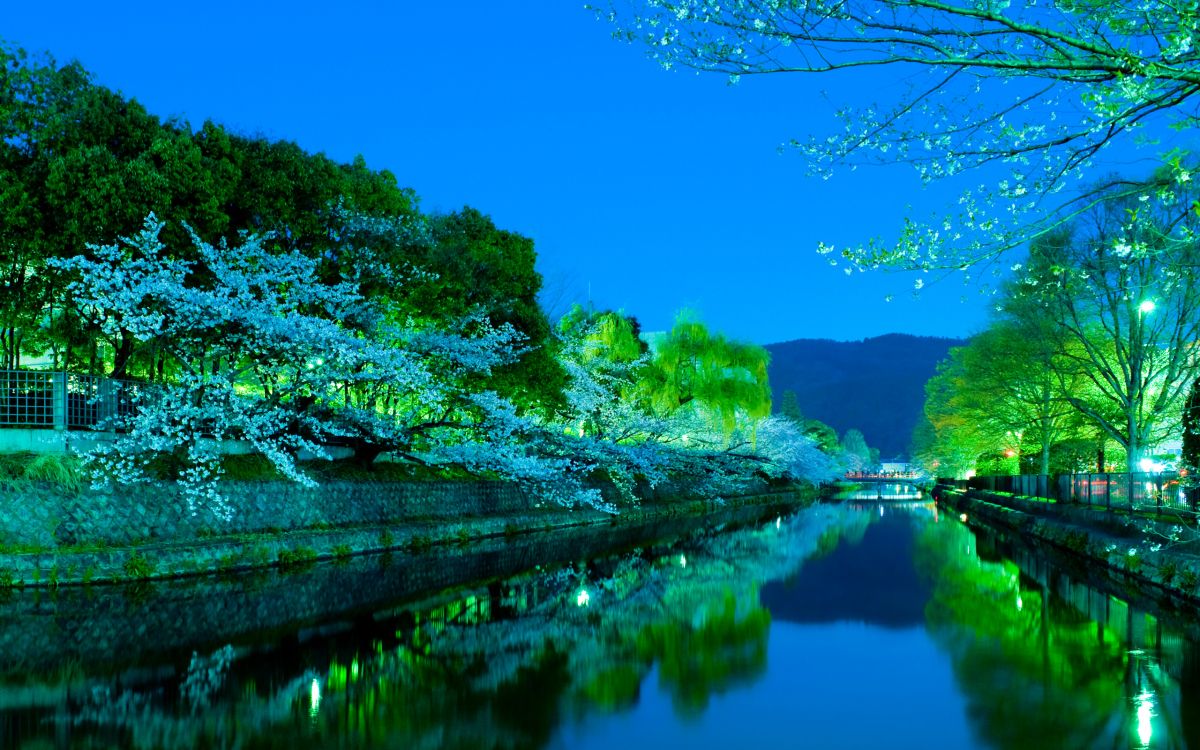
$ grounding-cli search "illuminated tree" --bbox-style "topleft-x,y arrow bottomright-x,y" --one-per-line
600,1 -> 1200,272
921,349 -> 1003,477
644,311 -> 772,438
934,323 -> 1087,475
1013,188 -> 1200,473
50,216 -> 589,514
840,428 -> 872,469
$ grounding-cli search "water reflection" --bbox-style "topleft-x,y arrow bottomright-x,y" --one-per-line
1,501 -> 1199,748
0,504 -> 864,749
918,517 -> 1196,749
837,483 -> 926,501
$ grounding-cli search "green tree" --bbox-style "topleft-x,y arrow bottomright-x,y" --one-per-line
643,311 -> 772,438
840,428 -> 873,468
1016,188 -> 1200,473
921,351 -> 1001,478
802,419 -> 840,455
778,389 -> 804,425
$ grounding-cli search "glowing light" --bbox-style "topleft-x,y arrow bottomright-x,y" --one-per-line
682,434 -> 689,444
1136,689 -> 1154,747
679,554 -> 687,568
775,517 -> 781,529
1139,458 -> 1164,473
959,513 -> 968,523
1139,299 -> 1156,314
310,678 -> 321,719
879,506 -> 884,517
576,588 -> 590,607
1016,596 -> 1023,611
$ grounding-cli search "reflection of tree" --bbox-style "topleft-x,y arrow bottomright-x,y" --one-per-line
9,505 -> 867,750
914,521 -> 1134,750
635,588 -> 770,717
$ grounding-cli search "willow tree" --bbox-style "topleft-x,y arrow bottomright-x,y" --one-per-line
644,312 -> 772,439
600,1 -> 1200,272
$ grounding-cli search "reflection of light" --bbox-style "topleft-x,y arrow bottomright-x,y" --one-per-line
879,506 -> 884,517
576,588 -> 590,607
310,678 -> 321,719
1136,689 -> 1154,747
776,517 -> 781,529
960,513 -> 968,523
1016,596 -> 1023,611
679,554 -> 687,568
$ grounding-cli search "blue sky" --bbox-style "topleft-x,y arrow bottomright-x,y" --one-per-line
5,1 -> 1008,344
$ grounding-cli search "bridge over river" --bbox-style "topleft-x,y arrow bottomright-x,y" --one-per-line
836,471 -> 931,500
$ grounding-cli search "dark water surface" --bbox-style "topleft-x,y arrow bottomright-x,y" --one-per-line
2,496 -> 1199,749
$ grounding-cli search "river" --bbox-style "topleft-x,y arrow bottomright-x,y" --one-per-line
1,490 -> 1197,749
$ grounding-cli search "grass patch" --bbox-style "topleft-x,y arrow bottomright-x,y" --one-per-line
22,454 -> 85,492
0,452 -> 85,491
277,547 -> 318,570
123,554 -> 155,580
221,454 -> 284,481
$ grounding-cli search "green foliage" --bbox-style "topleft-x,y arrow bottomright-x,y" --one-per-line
1179,568 -> 1199,591
0,452 -> 84,491
21,453 -> 84,491
122,554 -> 154,580
802,419 -> 840,454
277,547 -> 318,569
0,40 -> 566,416
1158,560 -> 1177,585
778,390 -> 803,425
644,311 -> 772,438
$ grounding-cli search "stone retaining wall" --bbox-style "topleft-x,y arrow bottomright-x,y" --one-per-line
0,472 -> 777,553
0,479 -> 534,550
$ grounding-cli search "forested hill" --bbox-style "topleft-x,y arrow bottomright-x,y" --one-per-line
765,334 -> 963,458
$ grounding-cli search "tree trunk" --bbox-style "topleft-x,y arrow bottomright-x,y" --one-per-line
111,333 -> 135,379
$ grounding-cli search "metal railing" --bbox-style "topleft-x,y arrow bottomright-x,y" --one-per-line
0,370 -> 138,430
950,471 -> 1197,517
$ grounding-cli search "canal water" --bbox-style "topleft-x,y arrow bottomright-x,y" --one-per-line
2,490 -> 1199,749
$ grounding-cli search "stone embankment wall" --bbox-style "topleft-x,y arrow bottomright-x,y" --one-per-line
0,480 -> 534,550
0,474 -> 769,552
0,472 -> 800,586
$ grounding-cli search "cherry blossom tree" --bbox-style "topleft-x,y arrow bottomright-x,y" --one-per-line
52,216 -> 543,515
599,0 -> 1200,273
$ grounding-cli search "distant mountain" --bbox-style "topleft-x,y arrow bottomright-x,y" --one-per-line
765,333 -> 964,458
